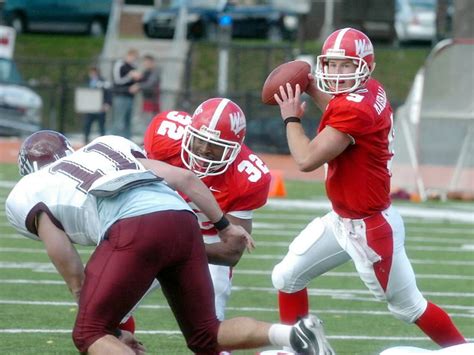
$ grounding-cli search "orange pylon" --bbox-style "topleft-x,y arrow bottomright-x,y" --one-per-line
268,170 -> 287,198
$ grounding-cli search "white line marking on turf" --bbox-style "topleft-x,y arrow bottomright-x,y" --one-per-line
1,299 -> 472,317
1,278 -> 472,299
5,243 -> 472,252
2,262 -> 473,280
232,269 -> 474,280
0,328 -> 472,342
255,217 -> 474,233
252,241 -> 474,251
0,247 -> 92,255
265,200 -> 474,223
230,286 -> 474,298
253,230 -> 474,242
252,227 -> 474,240
8,248 -> 465,269
241,254 -> 474,266
0,181 -> 16,189
0,279 -> 64,284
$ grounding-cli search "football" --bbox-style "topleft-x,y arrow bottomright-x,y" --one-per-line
261,60 -> 311,105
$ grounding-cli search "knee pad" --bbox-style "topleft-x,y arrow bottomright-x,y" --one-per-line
271,261 -> 306,293
271,262 -> 287,291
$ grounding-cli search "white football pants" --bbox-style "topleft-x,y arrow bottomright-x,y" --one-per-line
272,205 -> 427,323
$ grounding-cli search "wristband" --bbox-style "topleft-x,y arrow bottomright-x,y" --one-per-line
284,116 -> 302,127
213,214 -> 230,231
112,328 -> 122,338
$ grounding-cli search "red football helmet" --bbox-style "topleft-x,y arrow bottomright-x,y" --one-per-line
315,27 -> 375,94
181,98 -> 246,177
18,130 -> 74,176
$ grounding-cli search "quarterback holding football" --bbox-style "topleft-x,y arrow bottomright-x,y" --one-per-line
270,27 -> 466,353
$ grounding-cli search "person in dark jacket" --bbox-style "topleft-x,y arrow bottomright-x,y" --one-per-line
83,66 -> 111,144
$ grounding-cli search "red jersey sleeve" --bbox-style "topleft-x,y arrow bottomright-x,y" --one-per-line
323,97 -> 375,137
143,110 -> 191,165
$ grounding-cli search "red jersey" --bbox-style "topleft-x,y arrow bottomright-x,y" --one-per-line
144,110 -> 271,235
319,79 -> 394,218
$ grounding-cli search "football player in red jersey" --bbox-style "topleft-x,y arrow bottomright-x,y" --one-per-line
143,98 -> 271,322
271,27 -> 466,352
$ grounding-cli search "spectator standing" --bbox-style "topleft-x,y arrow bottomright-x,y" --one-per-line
130,54 -> 161,134
111,48 -> 141,139
83,66 -> 110,144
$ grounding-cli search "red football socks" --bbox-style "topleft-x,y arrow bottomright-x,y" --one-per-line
278,288 -> 309,325
415,301 -> 466,347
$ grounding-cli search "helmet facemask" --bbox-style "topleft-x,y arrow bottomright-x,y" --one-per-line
315,55 -> 371,94
181,125 -> 241,178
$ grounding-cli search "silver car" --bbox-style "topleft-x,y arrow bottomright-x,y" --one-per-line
395,0 -> 436,43
0,58 -> 42,136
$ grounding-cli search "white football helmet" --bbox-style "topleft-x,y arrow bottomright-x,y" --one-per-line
315,27 -> 375,94
18,130 -> 74,176
181,98 -> 246,177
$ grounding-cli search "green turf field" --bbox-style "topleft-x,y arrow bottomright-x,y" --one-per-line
0,162 -> 472,354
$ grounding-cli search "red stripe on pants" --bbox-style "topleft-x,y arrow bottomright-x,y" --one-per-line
364,212 -> 393,291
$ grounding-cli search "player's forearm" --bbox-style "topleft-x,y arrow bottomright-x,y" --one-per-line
205,240 -> 245,267
286,123 -> 321,172
178,171 -> 223,223
48,246 -> 84,303
37,214 -> 84,303
139,159 -> 224,223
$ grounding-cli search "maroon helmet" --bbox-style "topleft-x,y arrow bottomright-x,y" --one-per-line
18,130 -> 74,176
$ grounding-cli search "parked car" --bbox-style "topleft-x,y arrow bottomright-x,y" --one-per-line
395,0 -> 436,43
339,0 -> 396,43
143,0 -> 299,41
0,57 -> 42,136
3,0 -> 112,36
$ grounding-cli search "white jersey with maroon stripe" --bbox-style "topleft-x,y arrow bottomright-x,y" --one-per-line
6,135 -> 163,246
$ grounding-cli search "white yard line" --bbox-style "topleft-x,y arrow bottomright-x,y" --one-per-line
264,200 -> 474,223
1,260 -> 474,280
233,269 -> 474,280
0,328 -> 472,342
252,240 -> 474,250
0,278 -> 472,299
0,181 -> 16,189
0,247 -> 92,254
0,300 -> 472,319
2,254 -> 474,270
